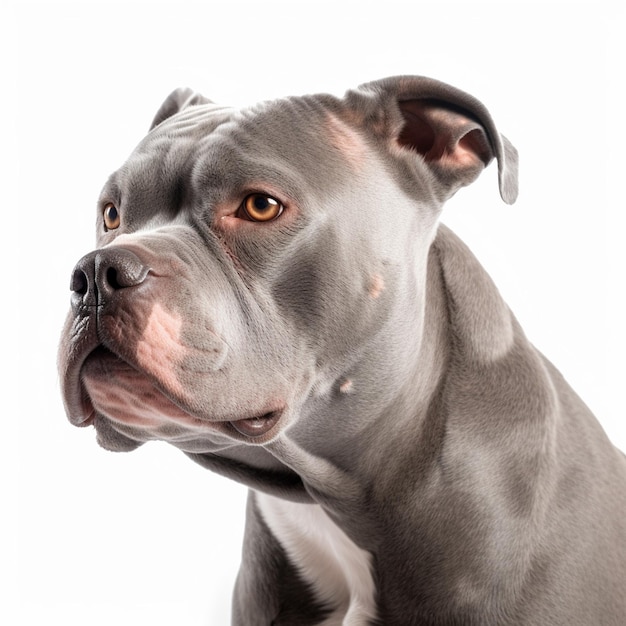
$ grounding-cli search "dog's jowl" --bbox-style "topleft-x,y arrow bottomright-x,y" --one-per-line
58,76 -> 626,625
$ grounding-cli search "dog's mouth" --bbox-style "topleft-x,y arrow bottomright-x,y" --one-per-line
228,411 -> 281,437
63,341 -> 284,447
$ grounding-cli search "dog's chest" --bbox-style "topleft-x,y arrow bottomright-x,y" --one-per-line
255,492 -> 377,625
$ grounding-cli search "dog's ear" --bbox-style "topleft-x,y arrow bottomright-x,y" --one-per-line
150,88 -> 212,131
349,76 -> 518,204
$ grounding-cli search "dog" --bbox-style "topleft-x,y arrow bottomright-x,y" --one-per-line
58,76 -> 626,625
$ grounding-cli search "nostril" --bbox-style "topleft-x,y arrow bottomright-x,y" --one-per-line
96,249 -> 150,293
71,269 -> 89,295
106,266 -> 123,290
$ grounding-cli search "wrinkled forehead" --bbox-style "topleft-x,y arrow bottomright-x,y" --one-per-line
112,95 -> 373,207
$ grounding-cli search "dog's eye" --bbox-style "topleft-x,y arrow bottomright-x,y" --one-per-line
240,194 -> 283,222
103,203 -> 121,230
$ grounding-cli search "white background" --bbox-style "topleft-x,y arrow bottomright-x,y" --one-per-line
6,1 -> 625,624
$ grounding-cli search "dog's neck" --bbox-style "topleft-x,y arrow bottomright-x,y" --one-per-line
279,226 -> 555,488
191,222 -> 558,519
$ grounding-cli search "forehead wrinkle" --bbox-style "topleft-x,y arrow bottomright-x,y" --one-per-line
208,96 -> 357,200
152,104 -> 238,138
190,139 -> 311,212
185,110 -> 312,204
119,106 -> 240,206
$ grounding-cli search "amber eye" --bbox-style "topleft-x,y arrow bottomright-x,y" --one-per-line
103,203 -> 121,230
241,194 -> 283,222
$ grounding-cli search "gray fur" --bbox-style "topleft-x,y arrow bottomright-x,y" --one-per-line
58,75 -> 626,624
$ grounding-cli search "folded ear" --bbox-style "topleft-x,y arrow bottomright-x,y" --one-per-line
150,87 -> 212,130
349,76 -> 518,204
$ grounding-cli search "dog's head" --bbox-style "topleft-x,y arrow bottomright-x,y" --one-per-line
58,76 -> 517,494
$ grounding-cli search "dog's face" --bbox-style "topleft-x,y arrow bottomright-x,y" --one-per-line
58,77 -> 516,478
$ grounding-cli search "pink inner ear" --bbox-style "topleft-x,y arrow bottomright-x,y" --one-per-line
397,107 -> 437,156
397,101 -> 492,169
460,129 -> 492,162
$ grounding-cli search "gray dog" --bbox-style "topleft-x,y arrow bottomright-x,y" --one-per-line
58,76 -> 626,625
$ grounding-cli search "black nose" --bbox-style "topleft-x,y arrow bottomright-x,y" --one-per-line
70,248 -> 150,311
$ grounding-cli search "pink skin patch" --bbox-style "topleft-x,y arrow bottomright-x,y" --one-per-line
368,274 -> 385,299
339,379 -> 354,394
325,114 -> 368,169
135,303 -> 187,397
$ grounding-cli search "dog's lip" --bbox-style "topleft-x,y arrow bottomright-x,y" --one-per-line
228,411 -> 282,438
60,332 -> 100,428
68,343 -> 287,441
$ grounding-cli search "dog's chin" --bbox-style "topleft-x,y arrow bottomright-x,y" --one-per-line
93,413 -> 146,452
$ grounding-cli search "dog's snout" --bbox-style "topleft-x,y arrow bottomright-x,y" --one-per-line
70,248 -> 150,310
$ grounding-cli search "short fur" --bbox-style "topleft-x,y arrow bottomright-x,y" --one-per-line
59,76 -> 626,625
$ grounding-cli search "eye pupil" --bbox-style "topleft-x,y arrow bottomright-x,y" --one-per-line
254,197 -> 270,211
